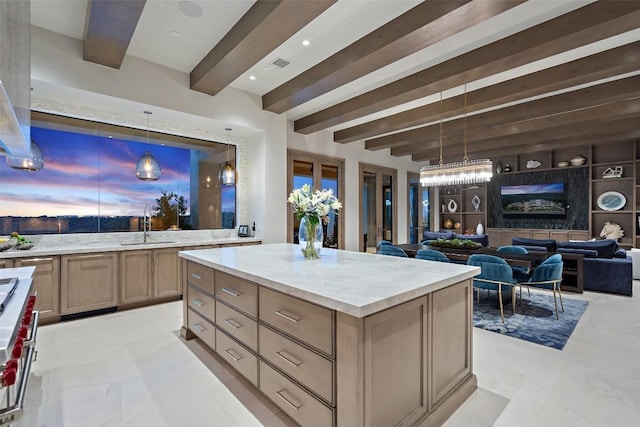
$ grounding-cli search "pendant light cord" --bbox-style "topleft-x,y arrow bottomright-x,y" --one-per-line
438,92 -> 443,167
463,84 -> 468,163
144,110 -> 151,143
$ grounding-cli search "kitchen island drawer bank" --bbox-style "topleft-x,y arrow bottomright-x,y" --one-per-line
180,243 -> 479,427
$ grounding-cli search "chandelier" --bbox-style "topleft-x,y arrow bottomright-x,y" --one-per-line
420,88 -> 492,187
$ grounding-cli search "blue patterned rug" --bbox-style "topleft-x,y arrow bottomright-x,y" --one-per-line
473,291 -> 588,350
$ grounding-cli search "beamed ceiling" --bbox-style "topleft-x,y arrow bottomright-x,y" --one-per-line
30,0 -> 640,164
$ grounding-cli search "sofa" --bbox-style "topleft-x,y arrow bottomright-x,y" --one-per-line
512,237 -> 632,296
422,231 -> 490,247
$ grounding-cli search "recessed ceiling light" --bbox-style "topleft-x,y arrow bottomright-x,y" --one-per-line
302,40 -> 310,46
171,31 -> 180,37
249,76 -> 256,80
178,1 -> 203,18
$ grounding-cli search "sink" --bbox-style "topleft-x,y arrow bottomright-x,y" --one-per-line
120,241 -> 176,246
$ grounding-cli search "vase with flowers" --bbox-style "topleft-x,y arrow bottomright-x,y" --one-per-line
288,184 -> 342,259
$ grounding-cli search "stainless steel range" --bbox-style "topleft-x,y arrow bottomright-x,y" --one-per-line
0,268 -> 39,426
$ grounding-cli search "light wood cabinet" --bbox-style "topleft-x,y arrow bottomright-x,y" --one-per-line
153,247 -> 181,298
0,259 -> 13,269
13,256 -> 60,319
61,252 -> 118,315
120,250 -> 153,304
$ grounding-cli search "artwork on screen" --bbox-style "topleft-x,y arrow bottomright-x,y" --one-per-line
501,183 -> 566,218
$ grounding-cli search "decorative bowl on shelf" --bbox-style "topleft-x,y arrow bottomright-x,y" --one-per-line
570,155 -> 586,166
556,161 -> 570,168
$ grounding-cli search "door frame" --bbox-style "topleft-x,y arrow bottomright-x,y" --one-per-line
359,162 -> 398,251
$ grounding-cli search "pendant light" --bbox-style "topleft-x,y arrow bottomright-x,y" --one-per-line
420,86 -> 492,187
218,127 -> 237,186
6,140 -> 44,171
135,111 -> 162,180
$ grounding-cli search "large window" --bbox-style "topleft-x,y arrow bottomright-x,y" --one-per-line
287,150 -> 345,249
0,113 -> 236,235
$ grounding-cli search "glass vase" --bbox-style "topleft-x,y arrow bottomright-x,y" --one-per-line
299,215 -> 323,259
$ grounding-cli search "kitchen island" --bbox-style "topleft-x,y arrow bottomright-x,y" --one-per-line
179,243 -> 479,427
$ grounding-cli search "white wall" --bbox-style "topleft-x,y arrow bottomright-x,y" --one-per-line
29,26 -> 422,250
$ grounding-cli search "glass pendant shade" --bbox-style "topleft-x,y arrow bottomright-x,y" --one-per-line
135,151 -> 162,180
219,160 -> 237,186
6,141 -> 44,171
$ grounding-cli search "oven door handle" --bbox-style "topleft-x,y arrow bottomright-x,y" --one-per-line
0,310 -> 39,426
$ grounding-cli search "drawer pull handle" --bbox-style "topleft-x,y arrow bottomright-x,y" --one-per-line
274,310 -> 301,323
191,273 -> 202,280
192,298 -> 205,307
276,389 -> 302,411
276,350 -> 302,368
224,318 -> 242,329
193,323 -> 206,332
221,287 -> 241,297
224,349 -> 243,362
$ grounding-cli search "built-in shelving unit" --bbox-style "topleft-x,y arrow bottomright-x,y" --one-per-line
438,184 -> 487,234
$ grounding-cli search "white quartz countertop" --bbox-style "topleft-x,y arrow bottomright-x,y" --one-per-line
0,236 -> 261,259
180,243 -> 480,318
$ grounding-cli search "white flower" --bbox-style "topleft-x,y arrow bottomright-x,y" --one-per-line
287,185 -> 342,221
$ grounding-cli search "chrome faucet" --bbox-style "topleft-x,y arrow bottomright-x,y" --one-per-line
143,204 -> 151,243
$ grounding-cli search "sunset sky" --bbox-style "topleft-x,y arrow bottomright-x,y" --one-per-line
0,126 -> 233,217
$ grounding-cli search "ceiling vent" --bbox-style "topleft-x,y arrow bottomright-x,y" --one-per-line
271,57 -> 290,68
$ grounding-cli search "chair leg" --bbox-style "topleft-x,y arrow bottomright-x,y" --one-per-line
498,286 -> 505,323
552,288 -> 559,320
511,286 -> 516,314
557,284 -> 564,312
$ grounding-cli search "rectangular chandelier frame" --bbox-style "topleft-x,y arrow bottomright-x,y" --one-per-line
420,158 -> 493,187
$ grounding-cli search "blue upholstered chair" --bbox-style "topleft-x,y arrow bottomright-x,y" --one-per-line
519,254 -> 564,320
377,244 -> 408,257
467,254 -> 517,323
497,245 -> 531,282
415,248 -> 450,263
377,240 -> 393,250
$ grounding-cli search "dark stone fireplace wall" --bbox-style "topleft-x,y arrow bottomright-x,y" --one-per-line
487,167 -> 589,230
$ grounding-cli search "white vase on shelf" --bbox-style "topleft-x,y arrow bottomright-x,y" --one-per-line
447,199 -> 457,213
476,221 -> 484,235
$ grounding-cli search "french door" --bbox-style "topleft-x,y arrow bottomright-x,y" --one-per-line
359,163 -> 397,252
287,150 -> 345,249
407,172 -> 430,244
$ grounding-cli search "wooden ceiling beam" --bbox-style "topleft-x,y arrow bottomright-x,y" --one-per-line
262,0 -> 524,113
426,130 -> 640,161
294,1 -> 640,134
83,0 -> 146,69
190,0 -> 336,96
373,75 -> 640,153
337,41 -> 640,144
411,115 -> 640,162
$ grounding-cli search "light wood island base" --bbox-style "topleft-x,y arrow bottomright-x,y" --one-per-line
179,244 -> 479,427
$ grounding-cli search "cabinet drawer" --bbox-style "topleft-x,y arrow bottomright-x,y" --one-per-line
215,329 -> 258,386
215,271 -> 257,318
187,261 -> 214,294
259,325 -> 334,404
187,285 -> 215,321
259,361 -> 333,427
188,308 -> 215,350
216,301 -> 257,352
260,287 -> 334,356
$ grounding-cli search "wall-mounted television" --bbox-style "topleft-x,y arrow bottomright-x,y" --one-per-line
501,183 -> 566,218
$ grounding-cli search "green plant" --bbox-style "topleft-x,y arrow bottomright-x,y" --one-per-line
154,190 -> 188,228
429,238 -> 481,249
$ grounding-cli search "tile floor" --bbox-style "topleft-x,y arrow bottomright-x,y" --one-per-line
17,281 -> 640,427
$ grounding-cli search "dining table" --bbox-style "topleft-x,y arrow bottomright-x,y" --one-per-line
396,243 -> 550,269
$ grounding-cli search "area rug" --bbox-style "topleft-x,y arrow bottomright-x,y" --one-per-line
473,291 -> 588,350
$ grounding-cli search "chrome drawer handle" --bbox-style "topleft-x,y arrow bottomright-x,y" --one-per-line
191,273 -> 202,280
192,298 -> 205,307
221,287 -> 241,297
224,318 -> 242,329
274,310 -> 301,323
193,323 -> 206,332
276,350 -> 302,368
276,389 -> 302,411
224,349 -> 243,362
